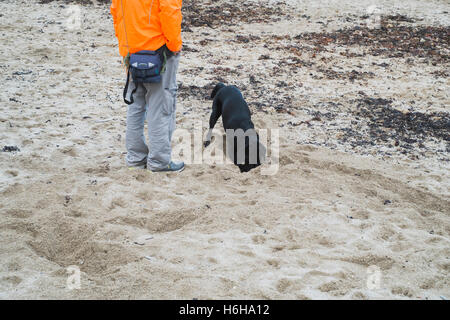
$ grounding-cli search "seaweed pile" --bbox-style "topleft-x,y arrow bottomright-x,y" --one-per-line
2,146 -> 21,152
336,98 -> 450,156
182,0 -> 290,30
313,68 -> 375,81
353,98 -> 449,144
39,0 -> 109,4
178,83 -> 212,100
293,17 -> 450,64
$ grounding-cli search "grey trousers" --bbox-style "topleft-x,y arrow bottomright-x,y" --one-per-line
125,54 -> 180,170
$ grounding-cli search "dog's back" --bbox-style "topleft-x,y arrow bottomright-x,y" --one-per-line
212,84 -> 254,131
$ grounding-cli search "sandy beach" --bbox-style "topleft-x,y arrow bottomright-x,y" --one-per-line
0,0 -> 449,299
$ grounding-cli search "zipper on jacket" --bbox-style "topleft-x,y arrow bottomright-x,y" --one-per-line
149,0 -> 155,24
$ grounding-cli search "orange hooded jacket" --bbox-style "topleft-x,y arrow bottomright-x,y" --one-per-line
110,0 -> 183,57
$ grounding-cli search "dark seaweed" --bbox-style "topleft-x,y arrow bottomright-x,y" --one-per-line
293,19 -> 450,64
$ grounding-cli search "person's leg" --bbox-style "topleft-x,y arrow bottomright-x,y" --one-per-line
145,54 -> 180,171
125,82 -> 149,167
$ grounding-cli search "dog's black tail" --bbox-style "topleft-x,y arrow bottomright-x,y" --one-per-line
210,82 -> 226,99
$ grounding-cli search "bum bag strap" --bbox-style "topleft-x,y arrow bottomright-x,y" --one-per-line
161,50 -> 167,74
123,68 -> 136,105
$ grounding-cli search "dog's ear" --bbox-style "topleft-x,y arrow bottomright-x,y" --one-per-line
211,82 -> 226,100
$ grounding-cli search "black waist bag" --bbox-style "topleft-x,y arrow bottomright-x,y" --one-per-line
123,50 -> 165,105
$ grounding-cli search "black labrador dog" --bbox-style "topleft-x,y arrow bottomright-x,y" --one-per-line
204,83 -> 266,173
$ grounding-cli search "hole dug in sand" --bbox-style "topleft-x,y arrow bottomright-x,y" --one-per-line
27,216 -> 135,275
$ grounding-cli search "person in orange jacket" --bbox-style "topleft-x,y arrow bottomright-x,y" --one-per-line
111,0 -> 185,172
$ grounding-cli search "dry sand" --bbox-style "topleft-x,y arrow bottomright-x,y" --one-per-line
0,0 -> 449,299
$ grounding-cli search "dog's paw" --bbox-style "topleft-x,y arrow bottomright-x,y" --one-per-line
204,140 -> 211,148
